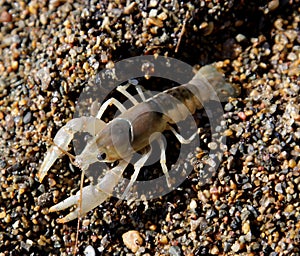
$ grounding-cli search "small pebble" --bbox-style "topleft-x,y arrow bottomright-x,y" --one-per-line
123,2 -> 137,14
268,0 -> 279,11
11,61 -> 19,71
210,245 -> 219,255
189,199 -> 197,210
157,12 -> 168,21
84,245 -> 95,256
122,230 -> 143,253
231,241 -> 241,252
159,235 -> 168,245
208,142 -> 218,150
23,112 -> 32,124
224,102 -> 233,111
236,34 -> 246,42
238,112 -> 247,121
242,221 -> 250,234
224,129 -> 233,136
287,52 -> 297,61
148,0 -> 158,7
149,9 -> 158,18
169,246 -> 182,256
0,211 -> 6,219
0,11 -> 12,22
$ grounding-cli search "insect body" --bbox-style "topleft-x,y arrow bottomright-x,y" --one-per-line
38,64 -> 239,223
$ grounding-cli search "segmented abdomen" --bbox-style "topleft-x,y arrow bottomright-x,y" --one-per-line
146,65 -> 239,124
147,84 -> 202,124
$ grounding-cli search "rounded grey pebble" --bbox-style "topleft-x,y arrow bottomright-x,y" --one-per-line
224,102 -> 233,111
169,246 -> 182,256
23,112 -> 32,124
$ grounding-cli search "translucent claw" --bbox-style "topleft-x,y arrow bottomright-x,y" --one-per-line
38,126 -> 76,182
38,117 -> 106,182
38,145 -> 62,182
50,184 -> 110,223
50,160 -> 129,223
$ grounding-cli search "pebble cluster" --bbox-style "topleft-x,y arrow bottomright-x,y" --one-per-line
0,0 -> 299,255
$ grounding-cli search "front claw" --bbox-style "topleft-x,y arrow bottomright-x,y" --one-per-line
49,184 -> 111,223
38,117 -> 106,182
38,145 -> 62,182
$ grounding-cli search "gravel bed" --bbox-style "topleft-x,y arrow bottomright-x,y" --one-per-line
0,0 -> 299,255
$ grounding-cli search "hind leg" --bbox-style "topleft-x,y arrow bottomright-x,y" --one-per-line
96,98 -> 127,119
156,135 -> 172,188
97,83 -> 147,119
117,82 -> 151,104
168,126 -> 198,144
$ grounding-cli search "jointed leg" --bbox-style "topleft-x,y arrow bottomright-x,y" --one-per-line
156,136 -> 171,188
117,85 -> 140,105
96,98 -> 127,119
168,126 -> 198,144
120,147 -> 152,200
100,84 -> 149,118
135,85 -> 147,102
117,83 -> 150,104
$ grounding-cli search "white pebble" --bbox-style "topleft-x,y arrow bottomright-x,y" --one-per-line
84,245 -> 95,256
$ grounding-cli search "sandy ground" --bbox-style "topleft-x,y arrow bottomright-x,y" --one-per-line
0,0 -> 299,255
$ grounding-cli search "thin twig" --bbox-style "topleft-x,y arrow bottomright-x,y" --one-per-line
74,168 -> 85,256
175,11 -> 189,53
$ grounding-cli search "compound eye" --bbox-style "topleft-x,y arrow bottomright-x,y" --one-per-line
97,152 -> 106,161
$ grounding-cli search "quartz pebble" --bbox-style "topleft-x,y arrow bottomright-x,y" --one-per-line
122,231 -> 143,253
83,245 -> 95,256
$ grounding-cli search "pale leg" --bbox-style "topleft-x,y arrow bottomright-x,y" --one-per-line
120,148 -> 152,200
100,84 -> 149,118
96,98 -> 127,119
135,85 -> 147,102
156,136 -> 171,188
168,126 -> 198,144
117,83 -> 150,103
117,85 -> 140,105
